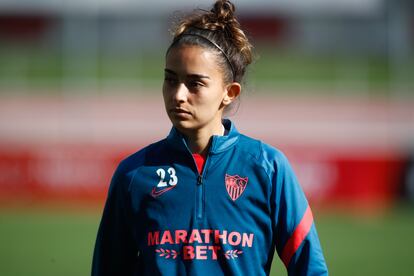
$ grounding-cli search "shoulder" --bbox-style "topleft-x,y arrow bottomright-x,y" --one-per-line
116,138 -> 169,176
237,133 -> 289,175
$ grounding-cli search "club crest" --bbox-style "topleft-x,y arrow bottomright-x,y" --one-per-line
225,174 -> 248,201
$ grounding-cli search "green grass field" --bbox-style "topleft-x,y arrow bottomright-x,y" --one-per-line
1,204 -> 413,276
1,47 -> 413,96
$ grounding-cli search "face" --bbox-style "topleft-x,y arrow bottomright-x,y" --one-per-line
163,45 -> 236,135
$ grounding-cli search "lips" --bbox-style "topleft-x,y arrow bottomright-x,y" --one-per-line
170,107 -> 191,115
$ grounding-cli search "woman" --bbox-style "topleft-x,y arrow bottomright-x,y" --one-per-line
92,1 -> 328,275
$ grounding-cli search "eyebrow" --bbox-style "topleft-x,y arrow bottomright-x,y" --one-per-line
164,69 -> 210,79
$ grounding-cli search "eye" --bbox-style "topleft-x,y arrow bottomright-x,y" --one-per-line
164,76 -> 178,86
188,80 -> 204,89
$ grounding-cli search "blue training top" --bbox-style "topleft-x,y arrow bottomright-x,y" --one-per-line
92,119 -> 328,275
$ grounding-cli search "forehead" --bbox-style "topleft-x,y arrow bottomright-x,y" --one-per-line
165,45 -> 222,77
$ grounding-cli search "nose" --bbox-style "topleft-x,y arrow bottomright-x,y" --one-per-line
172,83 -> 188,104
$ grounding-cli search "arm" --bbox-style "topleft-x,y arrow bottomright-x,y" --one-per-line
92,163 -> 138,276
272,152 -> 328,275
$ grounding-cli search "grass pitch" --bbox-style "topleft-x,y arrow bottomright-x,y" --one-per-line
2,47 -> 413,96
0,204 -> 413,276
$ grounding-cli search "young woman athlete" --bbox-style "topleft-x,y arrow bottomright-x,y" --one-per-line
92,1 -> 328,275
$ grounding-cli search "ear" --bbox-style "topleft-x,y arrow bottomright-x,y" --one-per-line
222,82 -> 241,106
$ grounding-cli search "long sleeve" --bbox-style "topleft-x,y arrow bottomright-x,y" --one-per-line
92,164 -> 138,276
272,153 -> 328,275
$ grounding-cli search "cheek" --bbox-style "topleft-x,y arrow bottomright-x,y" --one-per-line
197,88 -> 225,112
162,84 -> 170,102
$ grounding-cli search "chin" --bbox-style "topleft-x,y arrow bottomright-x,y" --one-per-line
170,118 -> 196,132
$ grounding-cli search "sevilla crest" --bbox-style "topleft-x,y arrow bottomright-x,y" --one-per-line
225,174 -> 248,201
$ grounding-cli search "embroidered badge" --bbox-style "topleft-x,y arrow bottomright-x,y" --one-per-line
225,174 -> 248,201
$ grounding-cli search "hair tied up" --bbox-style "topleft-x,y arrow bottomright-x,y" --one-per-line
211,0 -> 236,24
170,0 -> 253,84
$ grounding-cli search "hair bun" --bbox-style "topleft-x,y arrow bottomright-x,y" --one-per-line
170,0 -> 253,84
211,0 -> 235,24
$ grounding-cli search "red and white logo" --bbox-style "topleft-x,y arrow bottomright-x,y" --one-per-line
225,174 -> 248,201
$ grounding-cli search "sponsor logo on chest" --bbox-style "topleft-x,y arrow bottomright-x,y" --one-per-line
148,229 -> 254,260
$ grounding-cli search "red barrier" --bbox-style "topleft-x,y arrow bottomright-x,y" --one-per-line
0,95 -> 411,209
0,144 -> 134,202
286,148 -> 406,207
0,143 -> 406,208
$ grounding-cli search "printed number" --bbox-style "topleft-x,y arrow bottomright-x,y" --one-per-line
156,167 -> 178,187
168,167 -> 178,186
156,169 -> 167,187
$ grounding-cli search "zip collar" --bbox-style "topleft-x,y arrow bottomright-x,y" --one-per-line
166,119 -> 240,155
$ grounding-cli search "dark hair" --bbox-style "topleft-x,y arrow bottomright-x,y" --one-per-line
167,0 -> 253,84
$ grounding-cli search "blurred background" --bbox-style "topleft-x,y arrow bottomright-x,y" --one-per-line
0,0 -> 413,275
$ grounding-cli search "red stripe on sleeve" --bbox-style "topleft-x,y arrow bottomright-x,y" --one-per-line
281,206 -> 314,267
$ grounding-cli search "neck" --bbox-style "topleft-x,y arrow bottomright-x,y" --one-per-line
181,122 -> 225,155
